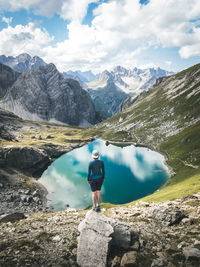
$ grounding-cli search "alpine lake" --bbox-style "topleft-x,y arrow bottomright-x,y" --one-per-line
39,139 -> 170,210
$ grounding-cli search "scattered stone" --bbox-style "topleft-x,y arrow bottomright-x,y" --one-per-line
147,206 -> 184,225
151,257 -> 168,267
111,256 -> 121,267
182,218 -> 193,225
121,251 -> 137,267
0,183 -> 3,188
183,247 -> 200,261
194,240 -> 200,246
52,235 -> 61,242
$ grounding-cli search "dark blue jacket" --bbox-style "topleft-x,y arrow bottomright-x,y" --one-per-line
88,160 -> 105,181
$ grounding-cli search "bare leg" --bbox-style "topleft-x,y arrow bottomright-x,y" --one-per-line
92,192 -> 97,207
97,190 -> 101,206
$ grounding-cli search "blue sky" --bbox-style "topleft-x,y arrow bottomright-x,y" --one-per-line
0,0 -> 200,73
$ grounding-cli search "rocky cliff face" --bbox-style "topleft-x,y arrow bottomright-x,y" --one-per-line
88,79 -> 129,119
0,63 -> 20,98
0,63 -> 97,126
0,53 -> 47,72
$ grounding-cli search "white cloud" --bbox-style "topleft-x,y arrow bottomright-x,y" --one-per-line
42,0 -> 200,72
1,16 -> 13,25
1,0 -> 200,71
0,0 -> 64,17
61,0 -> 98,22
0,22 -> 53,56
0,0 -> 97,20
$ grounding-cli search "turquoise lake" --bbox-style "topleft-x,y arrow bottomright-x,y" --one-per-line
39,139 -> 170,210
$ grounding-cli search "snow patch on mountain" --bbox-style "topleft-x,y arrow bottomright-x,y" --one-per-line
87,66 -> 173,95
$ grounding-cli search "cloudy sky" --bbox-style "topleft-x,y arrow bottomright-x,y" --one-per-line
0,0 -> 200,73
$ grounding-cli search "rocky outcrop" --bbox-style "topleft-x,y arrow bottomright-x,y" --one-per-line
0,53 -> 47,72
77,210 -> 131,267
77,210 -> 114,267
0,63 -> 98,126
0,147 -> 51,177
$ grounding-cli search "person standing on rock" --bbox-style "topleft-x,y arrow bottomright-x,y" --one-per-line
88,150 -> 105,212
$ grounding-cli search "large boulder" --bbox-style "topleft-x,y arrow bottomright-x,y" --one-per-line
77,210 -> 114,267
77,210 -> 131,267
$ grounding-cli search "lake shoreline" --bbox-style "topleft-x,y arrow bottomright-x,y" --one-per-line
40,139 -> 169,211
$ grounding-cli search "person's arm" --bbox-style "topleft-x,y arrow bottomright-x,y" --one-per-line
102,161 -> 105,180
88,163 -> 92,182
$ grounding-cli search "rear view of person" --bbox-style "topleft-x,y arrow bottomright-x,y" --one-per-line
88,150 -> 105,212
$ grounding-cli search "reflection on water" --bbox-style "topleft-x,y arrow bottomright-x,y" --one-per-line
39,139 -> 170,210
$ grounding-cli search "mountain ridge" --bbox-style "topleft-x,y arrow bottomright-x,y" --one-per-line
0,53 -> 47,72
0,63 -> 98,126
86,65 -> 173,119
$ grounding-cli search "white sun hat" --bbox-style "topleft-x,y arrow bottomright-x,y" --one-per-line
92,150 -> 99,159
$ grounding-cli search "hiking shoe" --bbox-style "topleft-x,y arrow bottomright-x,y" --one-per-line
96,205 -> 101,212
92,206 -> 96,211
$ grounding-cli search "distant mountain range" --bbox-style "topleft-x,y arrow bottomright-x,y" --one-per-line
0,53 -> 47,72
63,70 -> 97,83
86,66 -> 173,118
0,53 -> 174,120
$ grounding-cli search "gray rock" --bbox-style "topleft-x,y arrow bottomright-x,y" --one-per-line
0,63 -> 20,97
0,53 -> 47,72
182,218 -> 193,225
0,183 -> 3,188
4,146 -> 51,177
77,210 -> 131,267
151,257 -> 168,267
147,206 -> 184,225
0,212 -> 25,223
120,251 -> 137,267
0,63 -> 98,126
77,210 -> 113,267
183,247 -> 200,260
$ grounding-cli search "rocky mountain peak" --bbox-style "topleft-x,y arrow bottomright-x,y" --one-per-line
0,63 -> 98,126
0,53 -> 47,72
16,53 -> 31,62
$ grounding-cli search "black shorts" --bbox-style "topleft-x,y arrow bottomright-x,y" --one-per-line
90,178 -> 104,192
